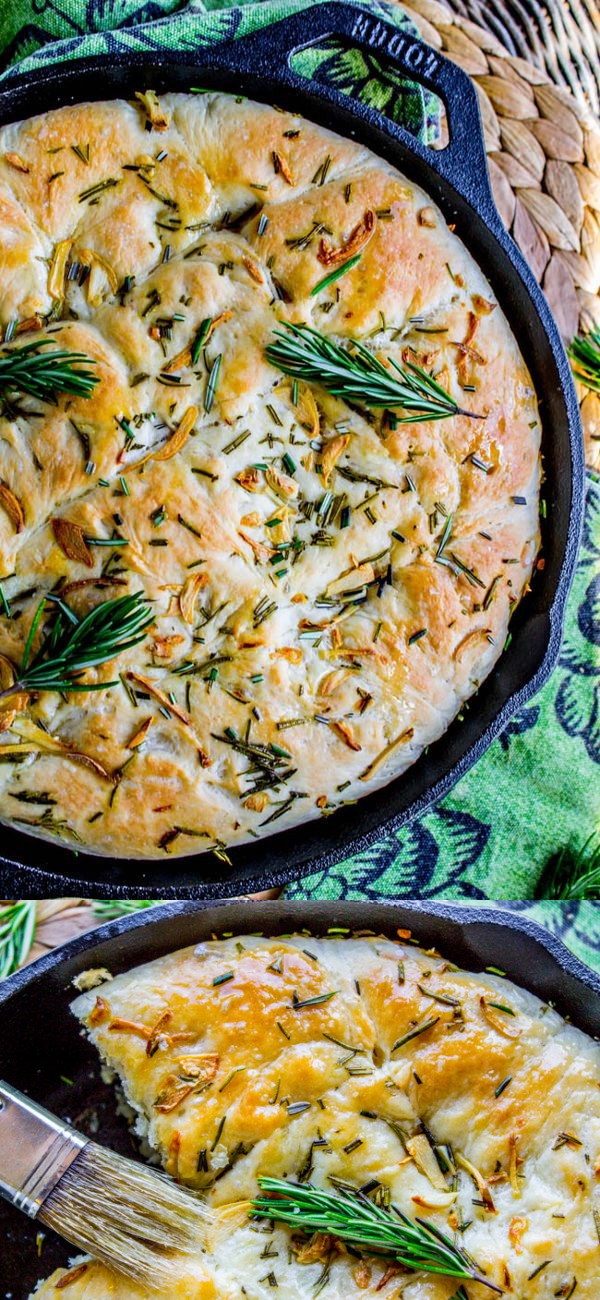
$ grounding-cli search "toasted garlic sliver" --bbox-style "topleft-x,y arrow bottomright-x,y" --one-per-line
331,719 -> 361,752
456,1151 -> 495,1212
4,152 -> 30,173
405,1133 -> 448,1192
78,248 -> 119,307
265,466 -> 298,499
318,209 -> 376,267
360,727 -> 414,781
152,405 -> 198,461
51,517 -> 93,567
135,90 -> 169,131
321,433 -> 350,485
48,238 -> 72,300
127,716 -> 154,749
0,483 -> 24,534
179,570 -> 208,624
327,563 -> 374,597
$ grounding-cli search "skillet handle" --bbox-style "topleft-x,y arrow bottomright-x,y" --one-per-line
210,0 -> 497,223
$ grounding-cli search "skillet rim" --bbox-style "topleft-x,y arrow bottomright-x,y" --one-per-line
1,898 -> 598,1014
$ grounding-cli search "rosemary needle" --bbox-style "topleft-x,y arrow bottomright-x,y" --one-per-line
310,254 -> 362,297
266,323 -> 482,423
569,324 -> 600,394
0,900 -> 37,979
535,834 -> 600,900
0,339 -> 98,400
0,591 -> 153,702
252,1179 -> 502,1292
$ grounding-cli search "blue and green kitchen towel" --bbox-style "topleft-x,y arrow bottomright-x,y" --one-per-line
0,0 -> 598,970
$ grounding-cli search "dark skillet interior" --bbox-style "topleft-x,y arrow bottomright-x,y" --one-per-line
0,900 -> 598,1297
0,7 -> 583,897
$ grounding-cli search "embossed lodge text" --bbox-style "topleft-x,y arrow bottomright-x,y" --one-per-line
352,14 -> 441,78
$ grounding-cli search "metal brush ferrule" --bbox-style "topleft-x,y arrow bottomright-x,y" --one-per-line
0,1082 -> 87,1218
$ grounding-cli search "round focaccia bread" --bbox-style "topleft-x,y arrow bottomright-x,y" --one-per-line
0,92 -> 540,859
68,933 -> 600,1300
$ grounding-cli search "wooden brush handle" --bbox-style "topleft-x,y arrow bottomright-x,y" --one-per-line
0,1081 -> 86,1218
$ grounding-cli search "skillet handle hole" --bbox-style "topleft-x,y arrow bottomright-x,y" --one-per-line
289,37 -> 448,149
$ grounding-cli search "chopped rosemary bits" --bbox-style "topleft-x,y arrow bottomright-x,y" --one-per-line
466,452 -> 492,473
292,990 -> 338,1009
177,513 -> 202,539
417,984 -> 460,1007
71,142 -> 90,165
310,254 -> 362,297
223,429 -> 251,454
78,176 -> 119,203
483,575 -> 502,610
205,354 -> 222,412
311,155 -> 332,186
212,1115 -> 226,1148
191,317 -> 212,364
494,1076 -> 512,1097
391,1016 -> 439,1051
219,1066 -> 246,1092
253,596 -> 277,627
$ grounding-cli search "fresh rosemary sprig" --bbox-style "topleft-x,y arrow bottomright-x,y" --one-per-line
0,591 -> 153,702
92,900 -> 160,918
0,900 -> 37,979
0,339 -> 98,400
252,1179 -> 502,1291
0,900 -> 162,982
266,324 -> 481,422
569,325 -> 600,394
535,835 -> 600,901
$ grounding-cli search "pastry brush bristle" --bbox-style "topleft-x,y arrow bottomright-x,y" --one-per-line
39,1142 -> 213,1288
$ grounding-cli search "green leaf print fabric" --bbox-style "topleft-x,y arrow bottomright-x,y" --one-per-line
0,0 -> 598,972
0,0 -> 439,142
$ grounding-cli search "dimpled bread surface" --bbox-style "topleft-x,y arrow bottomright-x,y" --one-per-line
0,92 -> 540,858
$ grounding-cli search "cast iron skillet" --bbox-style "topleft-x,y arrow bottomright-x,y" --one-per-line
0,4 -> 584,898
0,899 -> 598,1295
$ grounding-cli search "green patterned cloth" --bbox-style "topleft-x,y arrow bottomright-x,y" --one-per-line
0,1 -> 598,963
0,0 -> 439,142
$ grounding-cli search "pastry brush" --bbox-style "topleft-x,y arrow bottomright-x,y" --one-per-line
0,1082 -> 210,1287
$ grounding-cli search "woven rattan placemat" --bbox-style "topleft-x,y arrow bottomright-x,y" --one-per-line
406,0 -> 600,473
453,0 -> 599,116
1,1 -> 599,960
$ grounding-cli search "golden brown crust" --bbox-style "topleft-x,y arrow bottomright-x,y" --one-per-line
30,1257 -> 222,1299
0,93 -> 540,857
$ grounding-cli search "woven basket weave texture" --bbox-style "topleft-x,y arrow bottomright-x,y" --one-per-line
451,0 -> 599,115
401,0 -> 600,469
